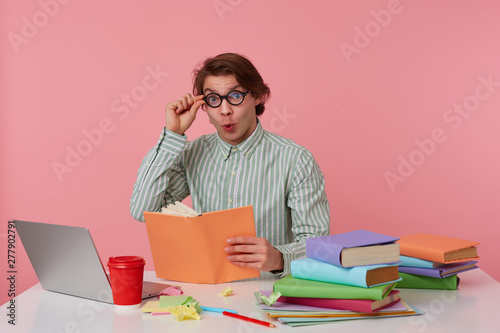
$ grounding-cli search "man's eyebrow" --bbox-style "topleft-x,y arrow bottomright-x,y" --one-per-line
204,84 -> 242,94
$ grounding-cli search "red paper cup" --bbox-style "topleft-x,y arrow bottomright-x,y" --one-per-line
107,256 -> 145,310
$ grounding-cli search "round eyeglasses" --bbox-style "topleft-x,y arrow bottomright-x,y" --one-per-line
203,90 -> 250,108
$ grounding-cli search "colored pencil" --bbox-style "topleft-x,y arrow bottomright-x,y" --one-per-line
223,311 -> 276,328
200,306 -> 237,314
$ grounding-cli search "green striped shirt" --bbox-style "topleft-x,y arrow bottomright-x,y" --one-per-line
130,120 -> 330,275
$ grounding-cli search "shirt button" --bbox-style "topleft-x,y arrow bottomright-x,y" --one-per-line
231,147 -> 237,152
231,171 -> 236,176
228,198 -> 233,204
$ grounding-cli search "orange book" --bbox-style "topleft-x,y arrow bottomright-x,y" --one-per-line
144,205 -> 260,284
397,233 -> 479,264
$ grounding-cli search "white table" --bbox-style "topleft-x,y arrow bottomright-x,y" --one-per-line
2,269 -> 500,333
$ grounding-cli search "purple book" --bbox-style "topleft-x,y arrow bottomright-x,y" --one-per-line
398,261 -> 478,278
306,230 -> 400,267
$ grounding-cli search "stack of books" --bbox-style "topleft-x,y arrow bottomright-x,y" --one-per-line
396,233 -> 480,290
259,230 -> 423,326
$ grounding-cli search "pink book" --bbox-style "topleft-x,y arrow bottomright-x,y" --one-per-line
260,290 -> 401,313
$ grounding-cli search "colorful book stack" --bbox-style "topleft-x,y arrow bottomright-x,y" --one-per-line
396,233 -> 480,290
261,230 -> 423,326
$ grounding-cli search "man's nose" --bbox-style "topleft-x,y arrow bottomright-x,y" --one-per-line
220,99 -> 233,116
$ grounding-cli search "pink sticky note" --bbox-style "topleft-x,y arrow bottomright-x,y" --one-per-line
157,286 -> 183,298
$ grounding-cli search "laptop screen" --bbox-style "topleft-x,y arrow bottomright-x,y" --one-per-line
15,220 -> 114,303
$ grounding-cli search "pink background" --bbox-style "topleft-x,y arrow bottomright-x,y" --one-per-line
1,0 -> 499,304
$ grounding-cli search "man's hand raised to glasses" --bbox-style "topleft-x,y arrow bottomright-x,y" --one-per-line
165,94 -> 205,135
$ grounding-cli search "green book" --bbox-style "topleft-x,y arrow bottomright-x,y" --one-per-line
396,272 -> 459,290
273,275 -> 396,300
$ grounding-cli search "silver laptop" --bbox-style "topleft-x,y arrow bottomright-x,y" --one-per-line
14,220 -> 175,304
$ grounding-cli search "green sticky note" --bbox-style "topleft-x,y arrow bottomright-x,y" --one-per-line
159,295 -> 201,313
184,299 -> 202,313
259,291 -> 282,306
159,295 -> 190,307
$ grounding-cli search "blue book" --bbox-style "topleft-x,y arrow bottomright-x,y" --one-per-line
399,255 -> 445,268
306,230 -> 400,267
291,257 -> 401,288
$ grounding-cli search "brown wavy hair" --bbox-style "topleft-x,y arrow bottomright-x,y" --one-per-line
192,53 -> 271,116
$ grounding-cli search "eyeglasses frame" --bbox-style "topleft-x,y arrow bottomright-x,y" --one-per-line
202,90 -> 250,108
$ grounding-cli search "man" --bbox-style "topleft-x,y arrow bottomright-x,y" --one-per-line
130,53 -> 330,275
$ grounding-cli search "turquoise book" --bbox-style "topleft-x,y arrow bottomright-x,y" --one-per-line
291,257 -> 401,288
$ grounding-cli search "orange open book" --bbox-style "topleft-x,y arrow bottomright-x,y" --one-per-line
397,233 -> 479,264
144,205 -> 260,284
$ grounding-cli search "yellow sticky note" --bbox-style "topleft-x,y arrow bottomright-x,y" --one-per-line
141,301 -> 170,313
218,286 -> 233,297
166,305 -> 201,321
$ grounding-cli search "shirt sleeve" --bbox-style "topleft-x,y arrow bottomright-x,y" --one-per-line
129,128 -> 191,222
274,149 -> 331,276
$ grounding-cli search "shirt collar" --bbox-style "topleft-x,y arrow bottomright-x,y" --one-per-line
216,119 -> 264,161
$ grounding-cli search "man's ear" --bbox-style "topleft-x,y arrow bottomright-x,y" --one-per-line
253,94 -> 261,106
